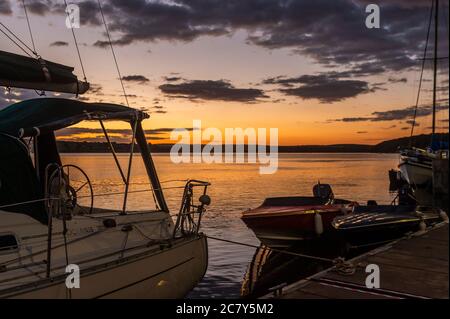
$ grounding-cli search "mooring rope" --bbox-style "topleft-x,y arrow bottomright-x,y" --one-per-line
205,235 -> 335,263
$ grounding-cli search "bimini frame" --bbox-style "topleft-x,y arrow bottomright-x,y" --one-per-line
98,115 -> 170,214
21,110 -> 170,215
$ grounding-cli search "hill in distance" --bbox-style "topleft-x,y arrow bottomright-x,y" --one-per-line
56,133 -> 449,154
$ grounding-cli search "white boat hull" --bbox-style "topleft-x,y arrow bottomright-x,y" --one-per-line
1,235 -> 207,299
399,161 -> 432,187
0,211 -> 208,299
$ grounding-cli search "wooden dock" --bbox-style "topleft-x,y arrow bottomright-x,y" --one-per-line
267,223 -> 449,299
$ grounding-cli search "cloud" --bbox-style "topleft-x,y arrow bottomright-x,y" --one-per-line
264,72 -> 374,102
281,80 -> 370,103
405,120 -> 419,126
357,131 -> 368,134
388,77 -> 408,84
55,126 -> 194,141
335,104 -> 449,122
0,0 -> 12,15
93,39 -> 130,48
164,76 -> 183,82
159,79 -> 268,103
27,0 -> 51,15
50,41 -> 69,47
89,84 -> 103,94
121,75 -> 150,83
30,0 -> 448,77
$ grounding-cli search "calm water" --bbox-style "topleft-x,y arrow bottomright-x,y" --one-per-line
61,153 -> 399,298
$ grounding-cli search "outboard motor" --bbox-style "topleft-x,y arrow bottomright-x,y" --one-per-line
313,183 -> 334,202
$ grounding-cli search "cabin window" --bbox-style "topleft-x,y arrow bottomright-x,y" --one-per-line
0,234 -> 18,252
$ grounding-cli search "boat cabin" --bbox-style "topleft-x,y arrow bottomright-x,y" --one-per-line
0,98 -> 168,224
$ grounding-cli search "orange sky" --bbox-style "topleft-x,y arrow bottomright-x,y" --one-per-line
1,1 -> 448,145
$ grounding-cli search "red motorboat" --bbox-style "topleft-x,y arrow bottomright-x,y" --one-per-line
241,184 -> 355,248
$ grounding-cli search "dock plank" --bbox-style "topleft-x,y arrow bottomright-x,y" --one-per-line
274,223 -> 449,299
282,281 -> 395,299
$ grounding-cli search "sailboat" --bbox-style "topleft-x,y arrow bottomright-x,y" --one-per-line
399,0 -> 449,197
332,0 -> 449,249
0,5 -> 210,299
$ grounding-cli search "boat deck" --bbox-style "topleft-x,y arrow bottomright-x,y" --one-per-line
267,223 -> 449,299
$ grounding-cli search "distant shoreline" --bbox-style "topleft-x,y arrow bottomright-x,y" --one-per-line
56,133 -> 448,154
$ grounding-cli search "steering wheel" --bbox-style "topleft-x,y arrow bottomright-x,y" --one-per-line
48,164 -> 94,216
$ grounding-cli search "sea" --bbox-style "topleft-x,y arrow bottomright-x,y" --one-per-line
61,153 -> 399,298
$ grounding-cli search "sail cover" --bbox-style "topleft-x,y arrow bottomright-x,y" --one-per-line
0,50 -> 89,95
0,98 -> 148,137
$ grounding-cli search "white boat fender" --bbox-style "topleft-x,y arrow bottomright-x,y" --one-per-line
419,218 -> 427,231
314,212 -> 324,235
440,210 -> 449,223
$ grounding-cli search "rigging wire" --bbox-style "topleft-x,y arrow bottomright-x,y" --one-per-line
63,0 -> 88,82
21,0 -> 37,55
97,0 -> 130,107
409,0 -> 435,145
0,22 -> 35,57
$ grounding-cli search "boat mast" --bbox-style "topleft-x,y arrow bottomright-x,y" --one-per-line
431,0 -> 439,142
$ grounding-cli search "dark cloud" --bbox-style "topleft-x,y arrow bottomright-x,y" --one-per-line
280,80 -> 370,103
93,39 -> 130,48
159,79 -> 268,103
164,76 -> 183,82
357,131 -> 368,134
335,104 -> 449,122
121,75 -> 150,83
355,0 -> 432,9
388,77 -> 408,84
50,41 -> 69,47
33,0 -> 448,77
27,0 -> 51,15
0,0 -> 12,15
406,120 -> 419,126
264,72 -> 374,102
56,126 -> 194,141
88,83 -> 103,95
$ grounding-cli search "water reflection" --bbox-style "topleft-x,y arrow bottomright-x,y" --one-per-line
60,153 -> 399,298
241,237 -> 346,298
